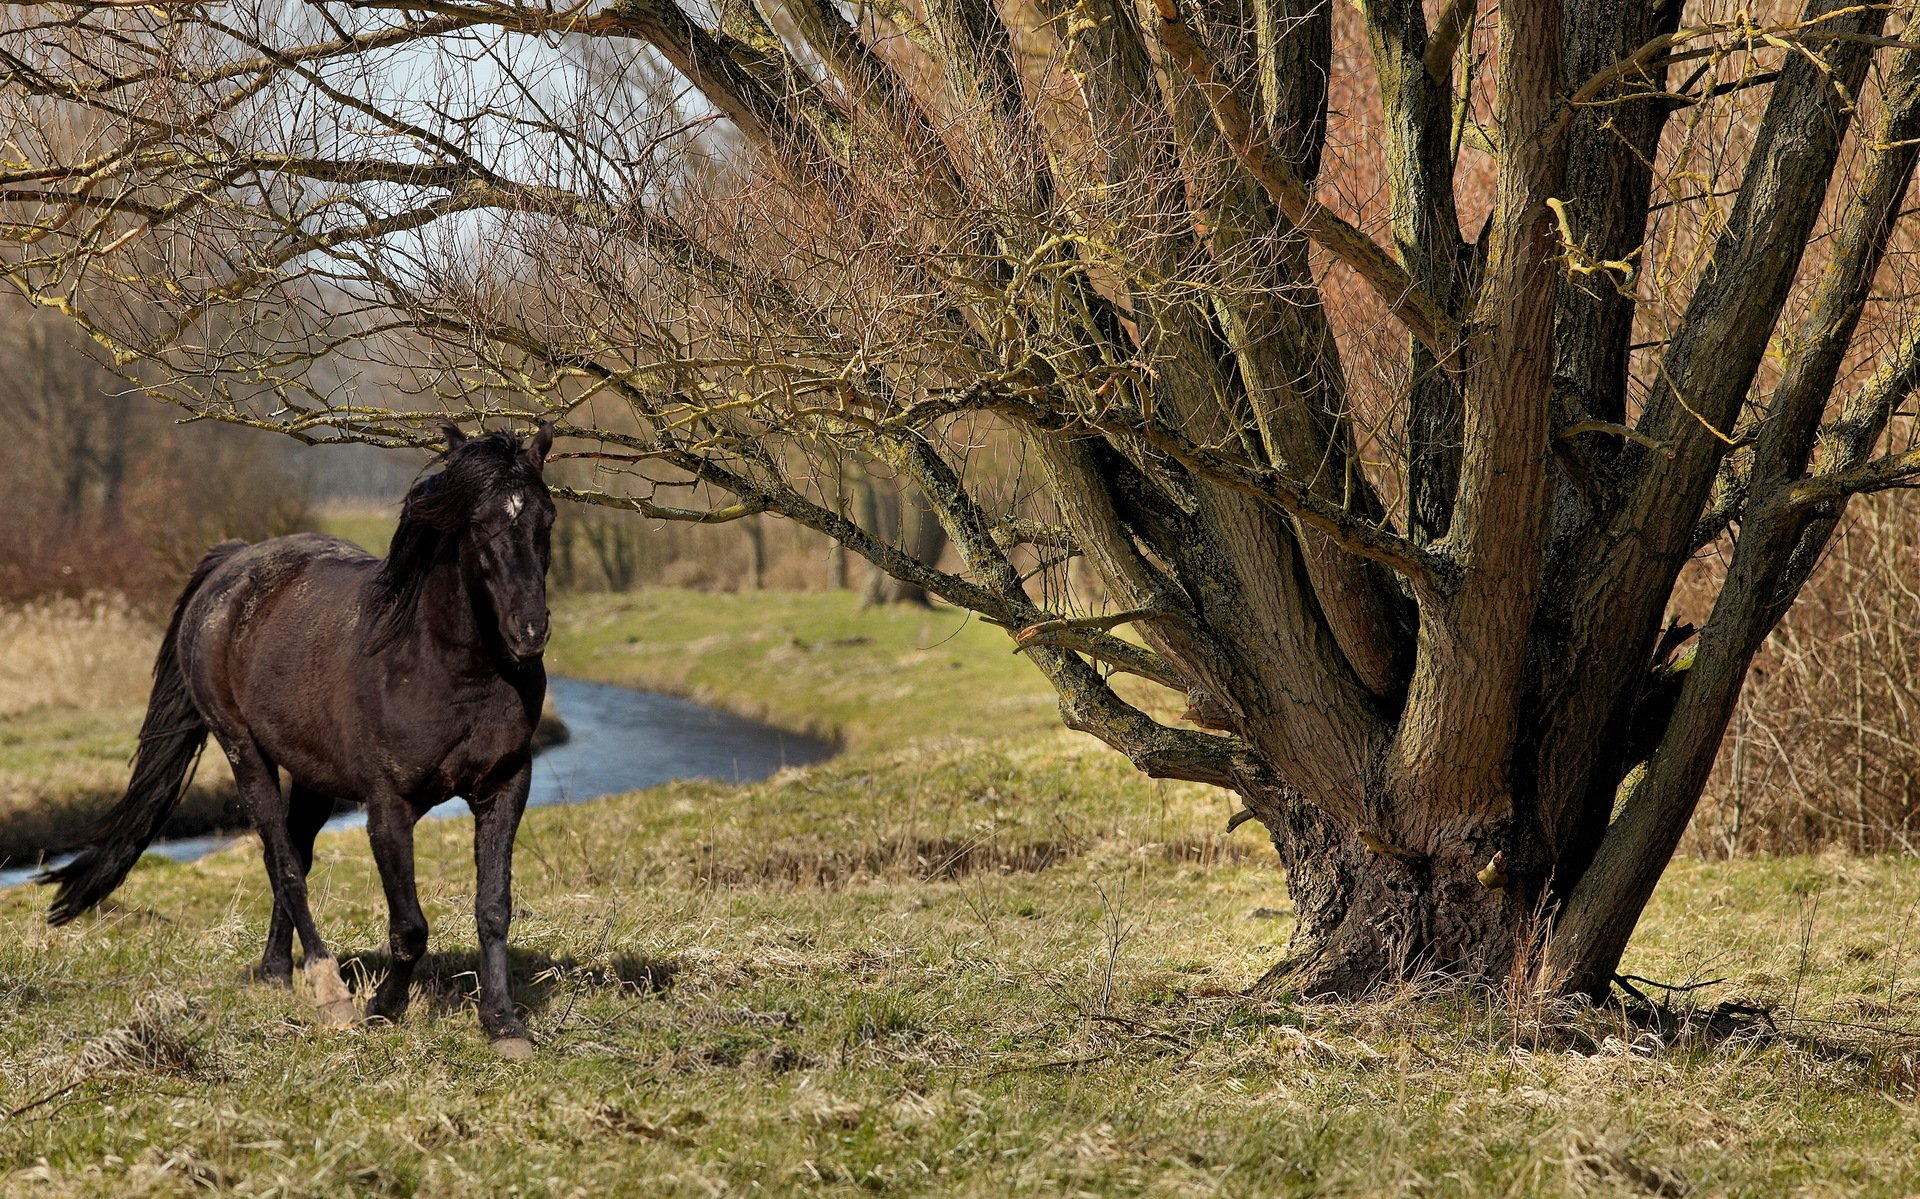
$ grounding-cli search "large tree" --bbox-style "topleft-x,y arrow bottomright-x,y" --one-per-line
6,0 -> 1920,997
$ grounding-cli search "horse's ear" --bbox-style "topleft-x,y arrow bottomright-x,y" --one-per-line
440,421 -> 468,451
526,419 -> 554,472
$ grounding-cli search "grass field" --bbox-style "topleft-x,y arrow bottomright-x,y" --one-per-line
5,590 -> 1920,1197
0,597 -> 237,864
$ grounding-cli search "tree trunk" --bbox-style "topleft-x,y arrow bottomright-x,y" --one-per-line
743,516 -> 766,590
59,398 -> 94,527
828,463 -> 850,590
858,473 -> 894,606
98,391 -> 131,524
550,511 -> 580,591
1249,782 -> 1546,997
586,513 -> 641,591
862,477 -> 947,607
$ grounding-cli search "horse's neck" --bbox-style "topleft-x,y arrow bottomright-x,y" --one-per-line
405,556 -> 496,676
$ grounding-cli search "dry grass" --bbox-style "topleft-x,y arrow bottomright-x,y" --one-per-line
1691,503 -> 1920,856
0,596 -> 236,863
0,594 -> 156,718
5,740 -> 1920,1196
3,591 -> 1920,1195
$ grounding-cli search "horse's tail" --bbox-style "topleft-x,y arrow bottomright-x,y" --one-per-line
40,540 -> 245,924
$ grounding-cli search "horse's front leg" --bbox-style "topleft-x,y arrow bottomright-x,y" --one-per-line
470,758 -> 532,1058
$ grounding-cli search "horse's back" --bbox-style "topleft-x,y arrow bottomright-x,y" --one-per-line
176,533 -> 380,716
175,531 -> 535,805
182,530 -> 375,634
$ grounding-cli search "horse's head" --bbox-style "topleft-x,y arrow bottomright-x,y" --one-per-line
392,421 -> 557,662
447,421 -> 557,660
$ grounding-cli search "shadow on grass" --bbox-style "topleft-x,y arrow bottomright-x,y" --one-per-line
337,946 -> 678,1017
691,834 -> 1081,888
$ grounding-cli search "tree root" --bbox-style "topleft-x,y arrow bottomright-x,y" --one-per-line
1607,974 -> 1777,1048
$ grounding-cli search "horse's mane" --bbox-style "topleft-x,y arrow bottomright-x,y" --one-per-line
366,430 -> 540,650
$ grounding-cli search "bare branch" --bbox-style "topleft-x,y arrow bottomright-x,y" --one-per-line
1423,0 -> 1476,85
1151,0 -> 1465,357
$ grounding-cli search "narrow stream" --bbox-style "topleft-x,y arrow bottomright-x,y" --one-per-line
0,676 -> 835,890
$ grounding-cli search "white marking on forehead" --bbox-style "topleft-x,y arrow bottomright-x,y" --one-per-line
505,493 -> 526,521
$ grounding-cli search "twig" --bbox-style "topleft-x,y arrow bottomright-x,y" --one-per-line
1558,419 -> 1676,457
1152,0 -> 1465,357
5,1080 -> 82,1120
1013,607 -> 1160,647
1615,972 -> 1729,994
1087,1012 -> 1196,1051
1424,0 -> 1477,85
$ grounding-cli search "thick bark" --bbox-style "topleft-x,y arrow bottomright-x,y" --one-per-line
1519,0 -> 1884,938
1364,0 -> 1468,545
1381,0 -> 1566,860
1256,791 -> 1544,997
1543,38 -> 1920,995
1161,0 -> 1415,699
1550,0 -> 1680,439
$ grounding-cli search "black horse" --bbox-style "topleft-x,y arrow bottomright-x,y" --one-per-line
41,422 -> 557,1058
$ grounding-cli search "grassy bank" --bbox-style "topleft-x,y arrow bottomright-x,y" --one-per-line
3,592 -> 1920,1196
545,590 -> 1069,750
0,598 -> 238,865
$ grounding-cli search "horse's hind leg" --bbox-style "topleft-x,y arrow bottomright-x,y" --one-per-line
364,792 -> 428,1023
231,745 -> 354,1028
254,784 -> 331,986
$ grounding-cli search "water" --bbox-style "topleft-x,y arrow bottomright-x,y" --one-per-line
0,676 -> 835,889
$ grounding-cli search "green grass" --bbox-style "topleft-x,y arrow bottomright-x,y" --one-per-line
545,590 -> 1067,750
5,590 -> 1920,1197
313,509 -> 399,559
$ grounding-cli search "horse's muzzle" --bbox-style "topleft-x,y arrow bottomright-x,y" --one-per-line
507,613 -> 550,660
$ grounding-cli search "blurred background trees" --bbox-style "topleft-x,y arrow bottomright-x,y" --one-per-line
0,305 -> 318,599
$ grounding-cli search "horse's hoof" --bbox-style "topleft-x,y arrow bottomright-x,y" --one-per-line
489,1036 -> 534,1061
252,966 -> 294,989
315,998 -> 359,1029
305,958 -> 357,1029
